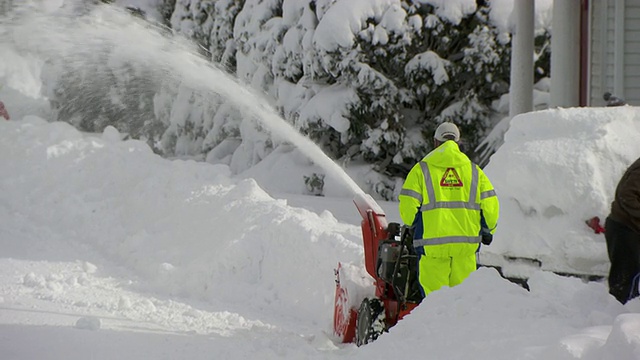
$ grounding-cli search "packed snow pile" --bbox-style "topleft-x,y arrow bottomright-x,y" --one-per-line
482,106 -> 640,278
2,108 -> 640,359
0,117 -> 366,329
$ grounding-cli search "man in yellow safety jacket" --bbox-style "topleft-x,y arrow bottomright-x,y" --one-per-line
399,122 -> 499,296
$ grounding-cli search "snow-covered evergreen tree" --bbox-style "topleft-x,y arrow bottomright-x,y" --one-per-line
43,41 -> 165,151
206,0 -> 515,197
39,0 -> 550,199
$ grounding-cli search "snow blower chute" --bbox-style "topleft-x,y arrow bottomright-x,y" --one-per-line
333,193 -> 423,346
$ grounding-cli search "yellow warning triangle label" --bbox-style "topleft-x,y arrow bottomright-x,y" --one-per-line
440,168 -> 463,187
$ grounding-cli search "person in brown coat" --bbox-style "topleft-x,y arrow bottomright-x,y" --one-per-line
605,156 -> 640,304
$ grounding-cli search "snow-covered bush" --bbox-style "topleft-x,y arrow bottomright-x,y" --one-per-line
43,48 -> 167,152
303,172 -> 325,196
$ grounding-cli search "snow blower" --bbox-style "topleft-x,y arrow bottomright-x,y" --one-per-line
333,193 -> 423,346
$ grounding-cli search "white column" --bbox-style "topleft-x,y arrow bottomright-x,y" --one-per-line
550,0 -> 581,108
509,0 -> 535,118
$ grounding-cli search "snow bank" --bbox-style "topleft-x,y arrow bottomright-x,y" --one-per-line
0,117 -> 366,329
483,106 -> 640,277
356,268 -> 632,360
3,107 -> 640,360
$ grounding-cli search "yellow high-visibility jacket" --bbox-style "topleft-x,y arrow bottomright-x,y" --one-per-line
399,141 -> 499,257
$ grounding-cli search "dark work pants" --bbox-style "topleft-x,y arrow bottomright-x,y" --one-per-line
605,217 -> 640,304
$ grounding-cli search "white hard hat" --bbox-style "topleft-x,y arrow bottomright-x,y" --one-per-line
434,122 -> 460,142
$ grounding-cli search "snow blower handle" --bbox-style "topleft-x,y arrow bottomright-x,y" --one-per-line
389,226 -> 416,312
401,226 -> 414,248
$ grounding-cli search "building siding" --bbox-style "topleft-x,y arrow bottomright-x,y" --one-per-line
625,3 -> 640,103
589,0 -> 640,106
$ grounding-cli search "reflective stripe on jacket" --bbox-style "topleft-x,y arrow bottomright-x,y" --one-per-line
398,141 -> 499,257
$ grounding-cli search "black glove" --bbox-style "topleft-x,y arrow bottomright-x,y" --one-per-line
481,233 -> 493,245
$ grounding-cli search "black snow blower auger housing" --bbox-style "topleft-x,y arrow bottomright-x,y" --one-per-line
333,193 -> 423,346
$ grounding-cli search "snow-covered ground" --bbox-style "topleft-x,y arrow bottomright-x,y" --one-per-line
3,1 -> 640,359
2,92 -> 640,360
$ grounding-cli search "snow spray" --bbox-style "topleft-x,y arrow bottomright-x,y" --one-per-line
0,2 -> 365,196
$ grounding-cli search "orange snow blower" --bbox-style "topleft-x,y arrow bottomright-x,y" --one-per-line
333,193 -> 423,346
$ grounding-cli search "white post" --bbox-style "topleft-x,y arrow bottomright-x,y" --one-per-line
550,0 -> 581,108
509,0 -> 535,118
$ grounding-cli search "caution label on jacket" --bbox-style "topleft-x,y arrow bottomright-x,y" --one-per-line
440,168 -> 463,187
